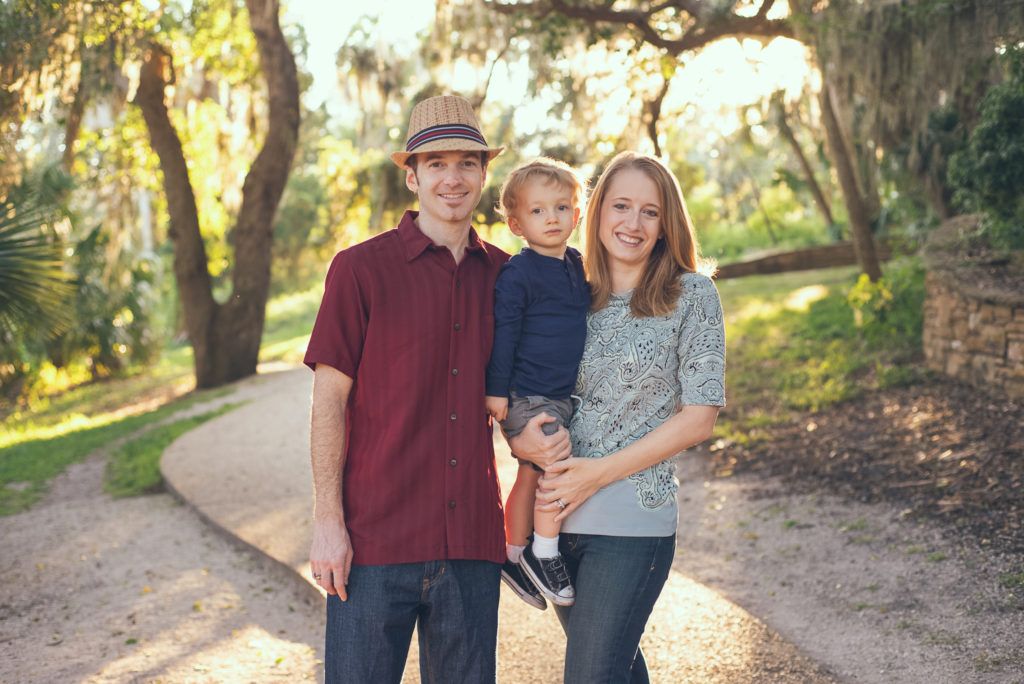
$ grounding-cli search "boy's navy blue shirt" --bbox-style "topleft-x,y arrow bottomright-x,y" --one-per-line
485,246 -> 590,400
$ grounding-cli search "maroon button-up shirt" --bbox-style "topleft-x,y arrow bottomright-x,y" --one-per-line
304,211 -> 509,565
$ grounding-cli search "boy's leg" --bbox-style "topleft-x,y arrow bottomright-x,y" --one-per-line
532,473 -> 561,539
505,462 -> 542,546
501,462 -> 547,609
418,559 -> 501,684
501,394 -> 576,607
522,474 -> 574,606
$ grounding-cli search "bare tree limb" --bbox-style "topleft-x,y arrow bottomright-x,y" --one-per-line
485,0 -> 794,53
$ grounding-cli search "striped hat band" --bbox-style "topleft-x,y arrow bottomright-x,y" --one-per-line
406,124 -> 489,152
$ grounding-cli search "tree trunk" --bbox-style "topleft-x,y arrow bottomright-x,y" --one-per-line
742,167 -> 779,245
771,93 -> 834,228
643,78 -> 671,157
819,81 -> 883,282
227,0 -> 300,381
62,83 -> 86,173
133,44 -> 219,384
133,0 -> 299,388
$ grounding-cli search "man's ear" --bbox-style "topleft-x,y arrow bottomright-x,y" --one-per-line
405,166 -> 418,193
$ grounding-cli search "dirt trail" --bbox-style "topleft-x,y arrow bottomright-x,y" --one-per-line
2,368 -> 1022,682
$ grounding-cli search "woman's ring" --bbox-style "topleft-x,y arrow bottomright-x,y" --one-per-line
312,573 -> 322,580
556,499 -> 567,510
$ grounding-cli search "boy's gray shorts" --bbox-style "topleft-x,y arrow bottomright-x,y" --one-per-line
500,392 -> 576,472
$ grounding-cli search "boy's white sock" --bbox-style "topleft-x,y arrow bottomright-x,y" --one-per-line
532,533 -> 559,559
507,544 -> 525,563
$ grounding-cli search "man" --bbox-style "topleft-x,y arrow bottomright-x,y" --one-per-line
304,95 -> 509,683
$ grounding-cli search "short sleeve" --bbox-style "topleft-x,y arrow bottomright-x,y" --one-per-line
303,249 -> 368,378
676,274 -> 726,407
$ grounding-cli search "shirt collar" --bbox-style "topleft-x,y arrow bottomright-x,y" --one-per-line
397,210 -> 494,265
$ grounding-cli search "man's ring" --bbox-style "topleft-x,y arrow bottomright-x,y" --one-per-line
312,573 -> 322,580
556,499 -> 566,510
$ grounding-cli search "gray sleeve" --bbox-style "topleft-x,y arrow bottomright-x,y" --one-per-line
676,274 -> 726,407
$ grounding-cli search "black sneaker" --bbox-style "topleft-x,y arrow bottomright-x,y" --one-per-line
521,545 -> 575,606
501,557 -> 546,610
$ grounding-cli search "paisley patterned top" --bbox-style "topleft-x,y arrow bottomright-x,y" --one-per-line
561,272 -> 726,537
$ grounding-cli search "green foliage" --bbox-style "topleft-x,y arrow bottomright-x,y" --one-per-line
846,264 -> 926,345
258,284 -> 324,364
720,261 -> 927,429
0,389 -> 228,515
0,167 -> 73,338
1000,571 -> 1024,589
56,225 -> 163,373
948,46 -> 1024,250
104,402 -> 242,498
0,279 -> 324,515
0,169 -> 76,401
699,205 -> 835,263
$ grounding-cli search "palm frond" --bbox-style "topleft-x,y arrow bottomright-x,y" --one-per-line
0,192 -> 74,337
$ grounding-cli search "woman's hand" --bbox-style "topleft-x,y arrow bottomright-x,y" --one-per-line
507,412 -> 571,469
535,456 -> 613,523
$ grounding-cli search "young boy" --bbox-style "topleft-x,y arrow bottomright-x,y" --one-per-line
485,158 -> 589,608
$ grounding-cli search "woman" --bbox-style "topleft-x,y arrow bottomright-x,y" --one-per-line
510,151 -> 725,683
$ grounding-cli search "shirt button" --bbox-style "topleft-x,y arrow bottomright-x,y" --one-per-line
449,459 -> 457,466
454,322 -> 461,330
449,501 -> 456,509
456,279 -> 461,287
451,368 -> 458,375
450,413 -> 457,421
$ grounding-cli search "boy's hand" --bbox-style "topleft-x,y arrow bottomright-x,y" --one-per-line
486,395 -> 508,422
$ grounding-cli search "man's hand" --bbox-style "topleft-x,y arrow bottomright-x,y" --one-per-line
309,364 -> 354,598
310,517 -> 354,599
507,412 -> 571,470
486,395 -> 508,422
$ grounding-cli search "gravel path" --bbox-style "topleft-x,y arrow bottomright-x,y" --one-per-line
2,368 -> 1022,683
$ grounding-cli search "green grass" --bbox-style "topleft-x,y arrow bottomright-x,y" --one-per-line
104,402 -> 243,498
0,388 -> 232,514
259,284 -> 321,365
715,259 -> 928,440
0,283 -> 326,515
999,571 -> 1024,589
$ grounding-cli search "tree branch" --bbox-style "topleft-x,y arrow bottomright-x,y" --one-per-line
486,0 -> 794,54
756,0 -> 777,20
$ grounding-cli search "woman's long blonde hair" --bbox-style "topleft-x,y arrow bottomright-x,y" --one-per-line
585,151 -> 711,317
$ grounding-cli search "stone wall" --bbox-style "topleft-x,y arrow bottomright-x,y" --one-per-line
922,217 -> 1024,400
922,274 -> 1024,399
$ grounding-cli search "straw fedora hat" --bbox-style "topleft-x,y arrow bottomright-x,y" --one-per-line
390,95 -> 504,168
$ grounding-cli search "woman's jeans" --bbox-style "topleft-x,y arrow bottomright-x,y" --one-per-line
554,533 -> 676,684
324,559 -> 501,684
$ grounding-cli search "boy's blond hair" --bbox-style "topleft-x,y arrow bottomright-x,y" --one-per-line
498,157 -> 587,222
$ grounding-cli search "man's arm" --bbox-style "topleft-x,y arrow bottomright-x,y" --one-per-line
309,363 -> 355,599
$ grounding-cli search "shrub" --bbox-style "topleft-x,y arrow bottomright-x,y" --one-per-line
948,45 -> 1024,250
846,262 -> 926,346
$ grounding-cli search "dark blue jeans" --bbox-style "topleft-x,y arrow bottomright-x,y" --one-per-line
324,559 -> 501,684
554,533 -> 676,684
